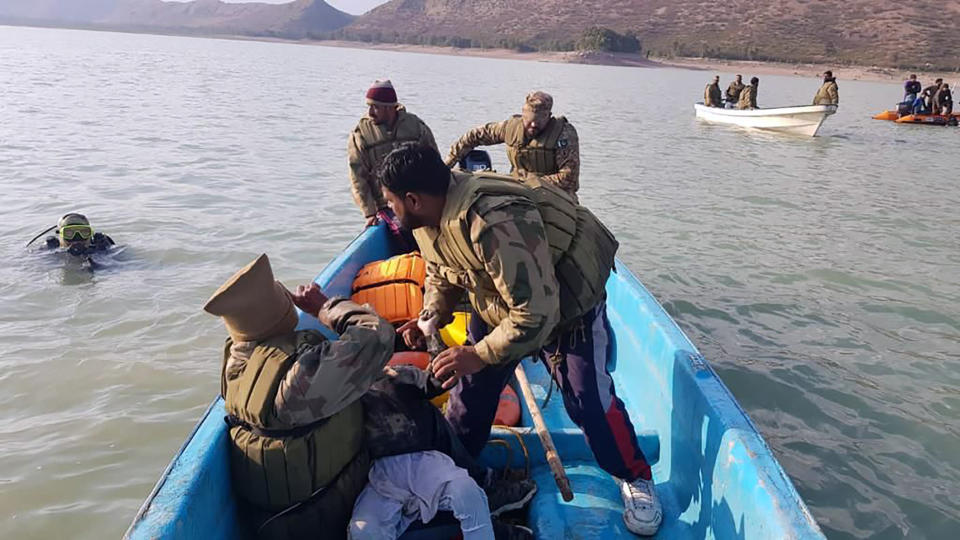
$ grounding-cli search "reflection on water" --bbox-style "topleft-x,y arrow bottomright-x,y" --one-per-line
0,25 -> 958,540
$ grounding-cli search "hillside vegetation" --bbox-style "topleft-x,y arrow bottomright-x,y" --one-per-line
337,0 -> 960,70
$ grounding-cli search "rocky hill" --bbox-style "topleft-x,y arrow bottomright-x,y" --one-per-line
339,0 -> 960,70
0,0 -> 353,37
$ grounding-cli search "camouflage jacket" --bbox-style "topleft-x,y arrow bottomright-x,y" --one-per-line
445,117 -> 581,195
223,297 -> 394,426
347,108 -> 438,218
813,79 -> 839,105
738,85 -> 758,109
705,82 -> 723,107
418,180 -> 560,365
725,81 -> 745,102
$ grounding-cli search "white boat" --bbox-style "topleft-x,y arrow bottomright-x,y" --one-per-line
694,103 -> 838,137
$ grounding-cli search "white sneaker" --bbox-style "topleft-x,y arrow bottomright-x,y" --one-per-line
619,477 -> 662,536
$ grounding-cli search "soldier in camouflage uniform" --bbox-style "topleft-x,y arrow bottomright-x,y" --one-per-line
704,76 -> 723,107
738,77 -> 760,110
378,144 -> 662,537
348,79 -> 438,226
725,74 -> 745,106
444,91 -> 581,198
204,254 -> 394,539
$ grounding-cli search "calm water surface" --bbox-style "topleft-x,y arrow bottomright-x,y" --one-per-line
1,25 -> 958,539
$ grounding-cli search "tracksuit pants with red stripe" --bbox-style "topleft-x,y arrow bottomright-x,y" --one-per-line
444,300 -> 652,482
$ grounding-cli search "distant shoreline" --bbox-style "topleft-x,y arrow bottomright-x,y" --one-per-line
4,22 -> 956,84
309,40 -> 958,84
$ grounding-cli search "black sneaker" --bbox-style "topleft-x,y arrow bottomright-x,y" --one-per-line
485,476 -> 537,517
492,519 -> 533,540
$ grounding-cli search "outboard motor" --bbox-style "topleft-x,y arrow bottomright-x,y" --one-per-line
459,150 -> 493,172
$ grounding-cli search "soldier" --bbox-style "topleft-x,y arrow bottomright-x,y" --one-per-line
921,78 -> 943,114
936,83 -> 953,117
380,144 -> 662,536
348,79 -> 438,227
725,74 -> 745,106
812,70 -> 839,106
738,77 -> 759,110
704,75 -> 723,107
204,254 -> 394,539
444,91 -> 581,198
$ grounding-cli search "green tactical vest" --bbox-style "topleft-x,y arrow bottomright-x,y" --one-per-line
503,115 -> 568,176
356,108 -> 426,170
413,171 -> 618,333
221,330 -> 366,512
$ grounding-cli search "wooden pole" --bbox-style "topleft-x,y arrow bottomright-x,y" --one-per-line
514,364 -> 574,502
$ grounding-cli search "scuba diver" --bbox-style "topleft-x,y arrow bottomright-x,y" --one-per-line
27,213 -> 115,268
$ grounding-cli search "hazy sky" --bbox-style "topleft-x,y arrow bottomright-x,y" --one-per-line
221,0 -> 389,15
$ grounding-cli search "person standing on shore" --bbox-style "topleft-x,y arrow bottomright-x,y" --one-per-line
812,70 -> 839,106
348,79 -> 438,227
725,74 -> 745,106
738,77 -> 759,110
444,91 -> 581,199
704,76 -> 723,107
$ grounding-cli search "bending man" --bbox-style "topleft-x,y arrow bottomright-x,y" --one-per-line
380,144 -> 661,536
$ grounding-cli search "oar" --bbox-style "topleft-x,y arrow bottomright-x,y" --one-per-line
514,363 -> 574,502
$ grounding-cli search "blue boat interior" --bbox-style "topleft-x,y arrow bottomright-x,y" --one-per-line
125,224 -> 823,539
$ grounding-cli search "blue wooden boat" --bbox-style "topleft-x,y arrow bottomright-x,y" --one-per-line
126,224 -> 824,539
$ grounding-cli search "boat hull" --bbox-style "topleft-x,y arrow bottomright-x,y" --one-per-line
126,224 -> 824,539
694,103 -> 837,136
895,113 -> 959,126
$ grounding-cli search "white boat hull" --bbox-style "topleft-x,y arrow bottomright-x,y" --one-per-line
694,103 -> 837,137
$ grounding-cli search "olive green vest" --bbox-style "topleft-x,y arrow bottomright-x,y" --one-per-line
356,108 -> 425,170
503,115 -> 568,176
221,330 -> 366,512
413,172 -> 617,332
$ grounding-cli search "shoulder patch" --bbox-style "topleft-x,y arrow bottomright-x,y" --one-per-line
556,138 -> 569,149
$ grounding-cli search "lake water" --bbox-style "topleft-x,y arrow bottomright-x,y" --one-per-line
0,25 -> 958,539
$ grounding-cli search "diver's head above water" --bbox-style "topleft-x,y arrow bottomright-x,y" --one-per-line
57,213 -> 94,250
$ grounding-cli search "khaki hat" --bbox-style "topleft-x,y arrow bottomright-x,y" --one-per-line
203,254 -> 299,342
523,91 -> 553,113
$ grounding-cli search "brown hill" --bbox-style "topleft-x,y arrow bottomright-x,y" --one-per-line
0,0 -> 353,37
340,0 -> 960,70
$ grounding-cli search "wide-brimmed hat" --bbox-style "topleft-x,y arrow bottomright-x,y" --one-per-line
203,254 -> 298,342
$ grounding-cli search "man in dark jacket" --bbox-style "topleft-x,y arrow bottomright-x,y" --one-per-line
922,79 -> 943,114
936,83 -> 953,117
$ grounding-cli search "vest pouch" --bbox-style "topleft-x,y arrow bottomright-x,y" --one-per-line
351,252 -> 426,324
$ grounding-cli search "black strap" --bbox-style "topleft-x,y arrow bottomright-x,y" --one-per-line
223,414 -> 328,439
351,277 -> 423,294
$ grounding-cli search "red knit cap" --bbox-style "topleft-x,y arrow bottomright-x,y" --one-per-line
366,79 -> 398,106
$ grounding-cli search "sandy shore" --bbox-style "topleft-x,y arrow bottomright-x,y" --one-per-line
311,39 -> 957,84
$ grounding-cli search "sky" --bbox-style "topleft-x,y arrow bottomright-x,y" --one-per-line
221,0 -> 389,15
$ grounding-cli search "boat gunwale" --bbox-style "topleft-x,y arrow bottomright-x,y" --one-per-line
694,102 -> 837,117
